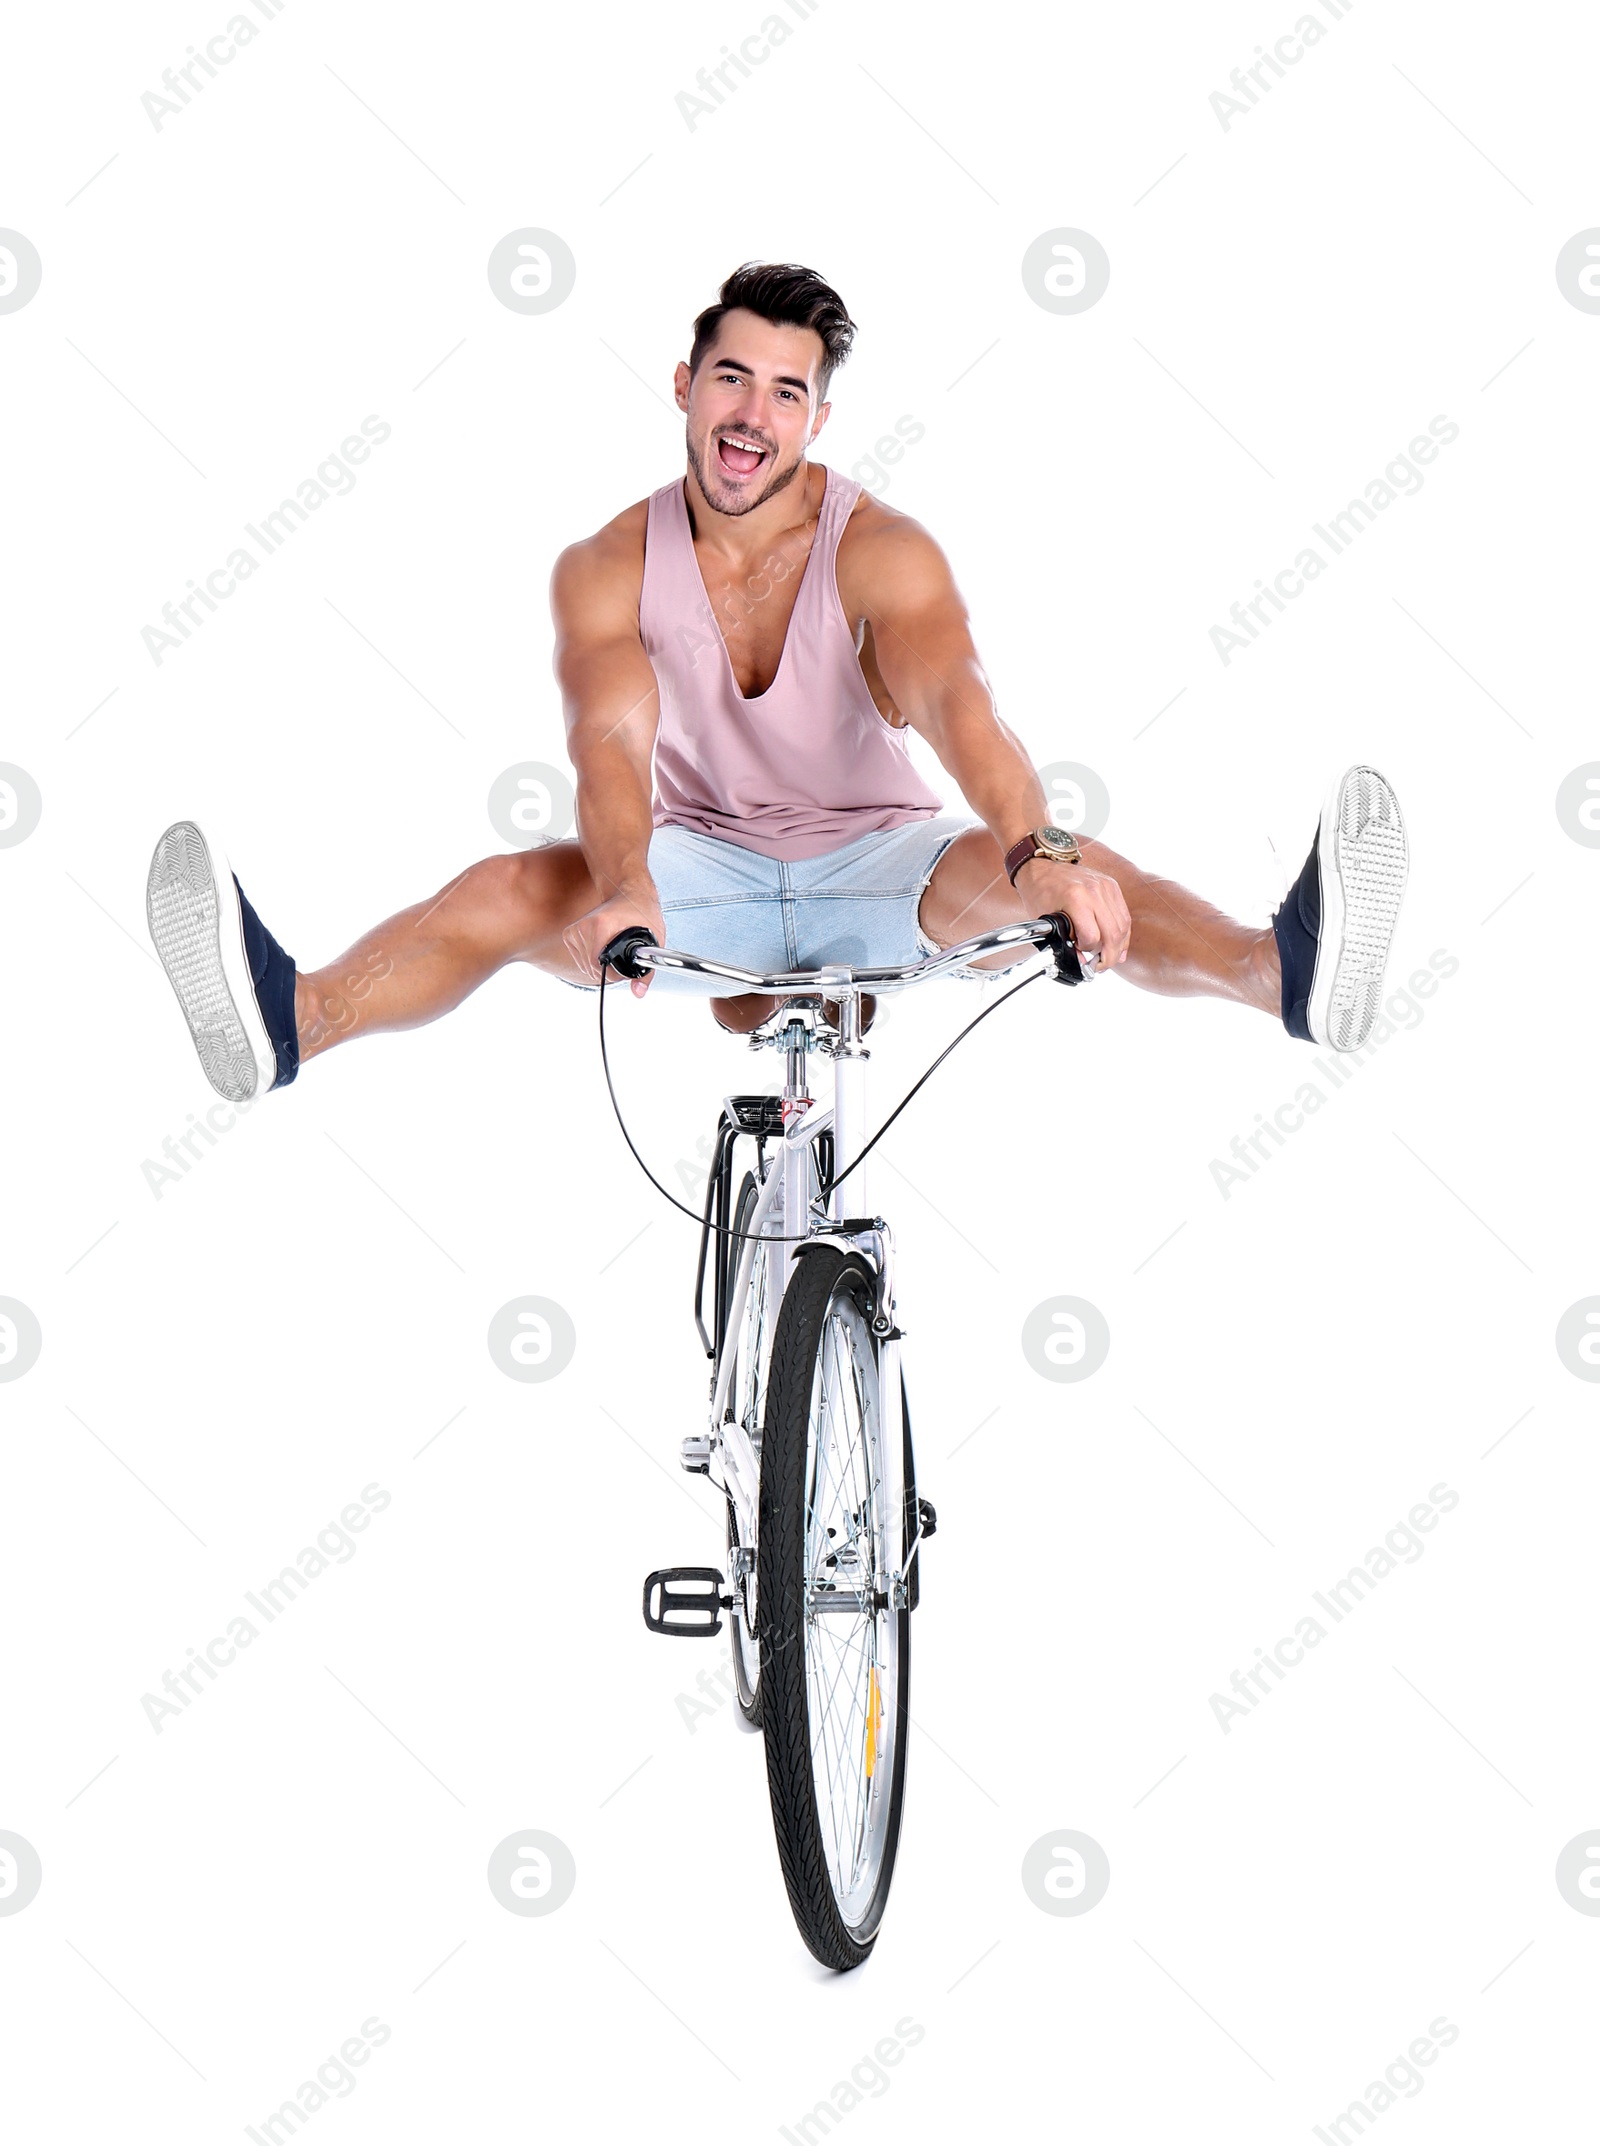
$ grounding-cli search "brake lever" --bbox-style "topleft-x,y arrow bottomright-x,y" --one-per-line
1043,911 -> 1097,986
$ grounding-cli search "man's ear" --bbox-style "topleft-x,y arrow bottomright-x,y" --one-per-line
673,360 -> 692,414
809,398 -> 832,443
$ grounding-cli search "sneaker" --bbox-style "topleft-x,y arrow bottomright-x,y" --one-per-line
1273,766 -> 1408,1052
146,822 -> 299,1100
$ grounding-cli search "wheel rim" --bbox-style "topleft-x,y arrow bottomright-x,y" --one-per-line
802,1285 -> 898,1930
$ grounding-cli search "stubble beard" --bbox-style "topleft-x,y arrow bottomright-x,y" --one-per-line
686,429 -> 807,518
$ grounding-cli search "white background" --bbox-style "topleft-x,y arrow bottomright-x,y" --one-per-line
3,0 -> 1597,2138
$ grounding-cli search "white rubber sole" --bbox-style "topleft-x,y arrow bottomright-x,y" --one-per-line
1307,766 -> 1409,1053
146,822 -> 279,1101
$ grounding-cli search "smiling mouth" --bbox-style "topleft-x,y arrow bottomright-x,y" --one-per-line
715,432 -> 769,477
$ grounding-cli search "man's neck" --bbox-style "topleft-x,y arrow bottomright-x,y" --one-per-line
682,458 -> 823,562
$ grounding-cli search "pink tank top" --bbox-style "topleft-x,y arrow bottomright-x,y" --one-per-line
640,465 -> 944,860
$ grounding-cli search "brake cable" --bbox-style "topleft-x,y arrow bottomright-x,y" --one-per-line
595,957 -> 1047,1248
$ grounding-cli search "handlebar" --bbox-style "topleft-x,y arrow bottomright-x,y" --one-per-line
597,914 -> 1096,992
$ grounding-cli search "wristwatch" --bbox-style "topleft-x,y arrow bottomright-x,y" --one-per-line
1004,824 -> 1082,887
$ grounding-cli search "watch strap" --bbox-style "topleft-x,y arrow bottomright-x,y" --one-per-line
995,824 -> 1059,884
1004,833 -> 1040,887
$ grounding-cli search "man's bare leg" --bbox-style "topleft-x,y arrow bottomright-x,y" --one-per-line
917,827 -> 1281,1013
295,841 -> 605,1063
278,822 -> 1273,1060
297,850 -> 857,1050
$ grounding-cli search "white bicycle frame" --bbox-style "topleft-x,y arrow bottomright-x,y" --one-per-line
702,984 -> 876,1564
631,917 -> 1091,1568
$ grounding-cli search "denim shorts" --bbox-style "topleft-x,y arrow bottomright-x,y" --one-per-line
570,813 -> 983,997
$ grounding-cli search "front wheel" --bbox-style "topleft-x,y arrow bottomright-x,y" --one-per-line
757,1246 -> 908,1970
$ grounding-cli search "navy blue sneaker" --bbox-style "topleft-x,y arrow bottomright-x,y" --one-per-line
146,823 -> 299,1100
1273,767 -> 1408,1052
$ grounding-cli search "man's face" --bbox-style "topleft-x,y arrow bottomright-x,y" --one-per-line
675,310 -> 831,516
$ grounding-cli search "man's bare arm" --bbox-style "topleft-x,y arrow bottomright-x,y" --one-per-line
841,509 -> 1131,964
549,516 -> 666,988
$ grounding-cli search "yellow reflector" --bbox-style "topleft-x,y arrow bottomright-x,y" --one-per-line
865,1664 -> 881,1779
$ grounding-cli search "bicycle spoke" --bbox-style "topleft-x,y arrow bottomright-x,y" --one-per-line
810,1628 -> 870,1761
813,1681 -> 855,1881
809,1631 -> 871,1870
812,1674 -> 870,1840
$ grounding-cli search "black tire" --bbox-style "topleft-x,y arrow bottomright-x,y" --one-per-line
758,1246 -> 909,1971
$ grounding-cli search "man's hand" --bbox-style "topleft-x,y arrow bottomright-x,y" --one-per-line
1014,856 -> 1131,968
562,880 -> 666,998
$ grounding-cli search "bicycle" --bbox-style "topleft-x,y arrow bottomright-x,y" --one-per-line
607,910 -> 1094,1970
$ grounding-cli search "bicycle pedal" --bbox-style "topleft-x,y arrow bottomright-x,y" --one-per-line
679,1435 -> 713,1476
642,1567 -> 730,1637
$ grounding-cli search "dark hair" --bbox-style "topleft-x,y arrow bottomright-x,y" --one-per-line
688,262 -> 856,400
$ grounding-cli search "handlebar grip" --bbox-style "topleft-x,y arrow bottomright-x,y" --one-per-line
598,926 -> 658,981
1043,911 -> 1088,986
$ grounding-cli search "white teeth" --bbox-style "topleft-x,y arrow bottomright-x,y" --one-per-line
722,436 -> 763,455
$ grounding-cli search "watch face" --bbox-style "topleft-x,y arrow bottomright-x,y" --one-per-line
1040,826 -> 1075,851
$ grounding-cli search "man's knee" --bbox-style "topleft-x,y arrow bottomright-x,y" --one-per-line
917,825 -> 1017,948
478,842 -> 593,957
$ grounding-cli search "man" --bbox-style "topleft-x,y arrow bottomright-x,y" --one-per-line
146,261 -> 1407,1097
